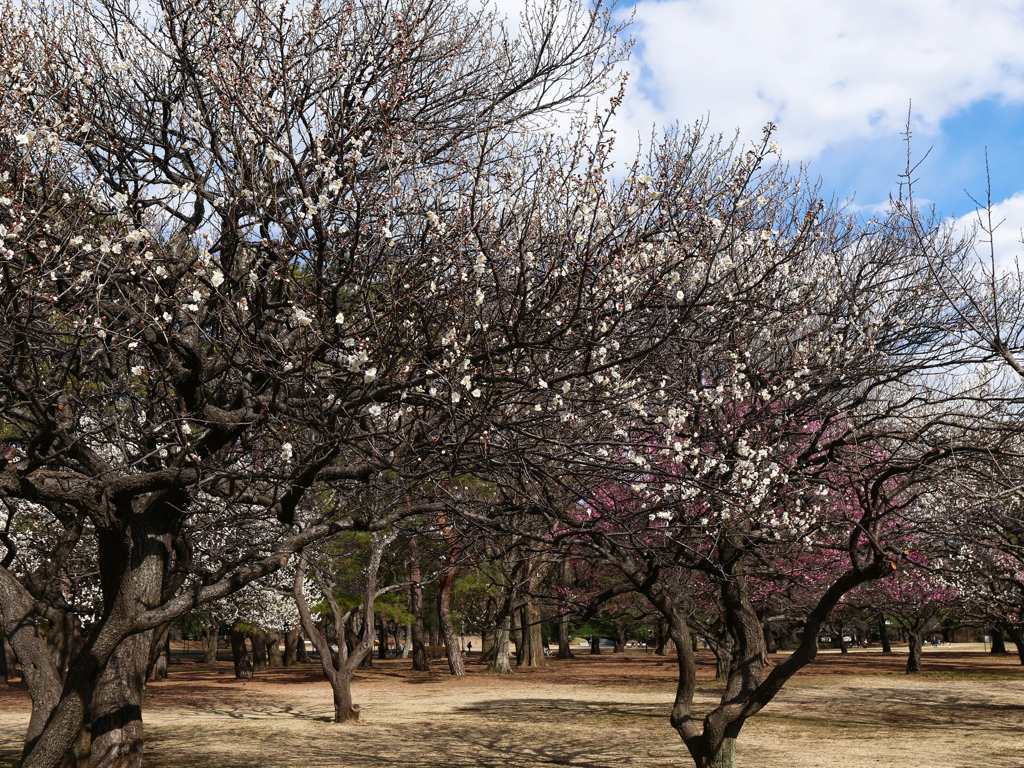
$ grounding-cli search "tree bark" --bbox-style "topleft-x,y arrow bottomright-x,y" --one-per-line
250,632 -> 267,673
712,645 -> 731,682
47,611 -> 82,681
906,631 -> 923,673
89,631 -> 150,768
834,623 -> 848,654
487,615 -> 513,674
510,608 -> 522,664
520,599 -> 544,667
266,632 -> 283,667
1,633 -> 18,682
201,621 -> 219,664
613,623 -> 626,653
557,613 -> 573,659
1,570 -> 66,765
284,627 -> 300,666
409,548 -> 429,672
589,635 -> 602,655
295,631 -> 309,663
402,621 -> 411,659
654,621 -> 668,655
437,567 -> 465,676
230,628 -> 253,679
697,736 -> 737,768
146,625 -> 170,682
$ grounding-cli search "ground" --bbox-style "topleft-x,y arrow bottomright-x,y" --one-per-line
1,645 -> 1022,767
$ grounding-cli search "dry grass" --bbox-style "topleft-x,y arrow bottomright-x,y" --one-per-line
1,647 -> 1023,767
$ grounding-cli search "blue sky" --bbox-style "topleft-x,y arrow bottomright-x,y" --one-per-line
608,0 -> 1024,262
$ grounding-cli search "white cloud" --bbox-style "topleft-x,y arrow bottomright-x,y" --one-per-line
963,192 -> 1024,270
620,0 -> 1024,158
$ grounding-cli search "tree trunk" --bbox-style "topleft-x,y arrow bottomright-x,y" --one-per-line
46,611 -> 82,681
991,627 -> 1007,654
409,550 -> 429,672
589,636 -> 602,655
695,737 -> 737,768
762,622 -> 778,654
377,616 -> 388,660
250,632 -> 267,673
1004,624 -> 1024,665
89,631 -> 150,768
834,623 -> 848,654
613,623 -> 626,653
655,621 -> 668,655
878,615 -> 892,654
906,631 -> 923,673
332,677 -> 361,723
201,621 -> 219,664
402,621 -> 411,660
284,627 -> 300,666
480,597 -> 495,662
146,625 -> 170,682
230,628 -> 253,679
2,633 -> 18,682
267,632 -> 284,667
708,639 -> 731,682
296,631 -> 309,663
437,568 -> 465,677
351,612 -> 372,669
557,613 -> 573,659
487,615 -> 513,674
520,599 -> 544,667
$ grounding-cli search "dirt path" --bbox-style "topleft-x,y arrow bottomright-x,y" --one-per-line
2,651 -> 1022,767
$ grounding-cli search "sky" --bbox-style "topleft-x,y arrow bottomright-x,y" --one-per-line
605,0 -> 1024,263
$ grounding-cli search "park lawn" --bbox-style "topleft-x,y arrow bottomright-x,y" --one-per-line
1,649 -> 1022,768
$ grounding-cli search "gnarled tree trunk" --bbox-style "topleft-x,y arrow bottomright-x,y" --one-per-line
990,627 -> 1007,654
250,632 -> 267,673
90,631 -> 151,768
230,627 -> 253,680
1004,624 -> 1024,665
487,615 -> 513,674
146,625 -> 170,682
906,631 -> 923,673
267,632 -> 283,667
284,627 -> 300,666
613,623 -> 627,653
201,621 -> 219,664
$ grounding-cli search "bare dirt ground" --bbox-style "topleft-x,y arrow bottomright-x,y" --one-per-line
1,647 -> 1022,768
